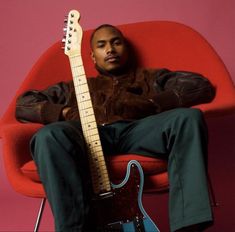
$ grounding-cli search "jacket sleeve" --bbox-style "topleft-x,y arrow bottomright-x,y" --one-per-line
151,68 -> 216,112
15,81 -> 72,124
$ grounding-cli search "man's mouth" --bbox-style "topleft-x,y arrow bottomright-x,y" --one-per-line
105,55 -> 119,63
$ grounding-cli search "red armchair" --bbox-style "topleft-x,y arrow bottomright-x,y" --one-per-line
1,21 -> 235,231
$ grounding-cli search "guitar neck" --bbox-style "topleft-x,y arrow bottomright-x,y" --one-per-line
69,54 -> 111,194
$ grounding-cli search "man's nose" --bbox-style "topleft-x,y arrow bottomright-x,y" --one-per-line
106,43 -> 115,53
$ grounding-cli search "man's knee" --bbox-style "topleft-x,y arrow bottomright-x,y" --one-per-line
35,121 -> 83,140
149,108 -> 205,129
162,108 -> 206,135
30,121 -> 85,158
171,108 -> 207,137
33,122 -> 69,143
174,108 -> 204,122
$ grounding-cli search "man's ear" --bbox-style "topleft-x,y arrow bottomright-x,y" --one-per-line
90,51 -> 96,63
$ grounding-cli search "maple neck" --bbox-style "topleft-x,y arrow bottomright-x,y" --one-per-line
69,54 -> 111,194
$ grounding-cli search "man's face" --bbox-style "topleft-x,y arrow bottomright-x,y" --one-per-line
91,27 -> 129,74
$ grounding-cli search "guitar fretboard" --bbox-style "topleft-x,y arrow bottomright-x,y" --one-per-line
69,55 -> 111,194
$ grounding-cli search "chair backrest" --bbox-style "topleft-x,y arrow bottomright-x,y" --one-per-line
1,21 -> 235,128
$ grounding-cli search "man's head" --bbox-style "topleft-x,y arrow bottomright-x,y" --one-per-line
90,24 -> 130,75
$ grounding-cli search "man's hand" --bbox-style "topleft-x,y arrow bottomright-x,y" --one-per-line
62,107 -> 71,120
61,106 -> 80,121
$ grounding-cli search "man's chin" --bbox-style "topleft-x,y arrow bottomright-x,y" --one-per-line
106,66 -> 126,76
106,63 -> 122,71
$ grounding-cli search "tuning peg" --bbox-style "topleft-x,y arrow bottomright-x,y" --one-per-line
62,38 -> 66,43
63,28 -> 67,32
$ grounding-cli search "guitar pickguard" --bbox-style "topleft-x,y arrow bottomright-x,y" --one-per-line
85,160 -> 160,232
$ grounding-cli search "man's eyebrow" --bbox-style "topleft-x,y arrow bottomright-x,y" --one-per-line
96,40 -> 106,44
96,36 -> 122,44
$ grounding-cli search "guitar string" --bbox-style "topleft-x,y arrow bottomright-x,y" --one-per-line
71,55 -> 111,192
73,58 -> 106,191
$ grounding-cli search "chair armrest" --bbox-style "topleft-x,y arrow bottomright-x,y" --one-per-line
0,123 -> 46,197
1,123 -> 43,167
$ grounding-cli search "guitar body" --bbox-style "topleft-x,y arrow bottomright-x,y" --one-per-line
86,160 -> 160,232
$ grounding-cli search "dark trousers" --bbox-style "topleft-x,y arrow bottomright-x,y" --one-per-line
30,108 -> 213,232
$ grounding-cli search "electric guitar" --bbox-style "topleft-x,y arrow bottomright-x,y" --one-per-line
63,9 -> 160,232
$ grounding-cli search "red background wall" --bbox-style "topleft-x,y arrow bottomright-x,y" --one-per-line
0,0 -> 234,231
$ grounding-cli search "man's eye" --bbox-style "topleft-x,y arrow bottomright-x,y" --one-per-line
97,43 -> 105,48
114,41 -> 122,46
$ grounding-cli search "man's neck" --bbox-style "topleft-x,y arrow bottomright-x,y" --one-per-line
95,64 -> 135,78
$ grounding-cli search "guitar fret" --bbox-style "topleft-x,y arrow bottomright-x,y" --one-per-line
90,146 -> 103,153
77,93 -> 90,104
80,111 -> 95,120
89,156 -> 104,164
82,115 -> 96,123
87,140 -> 102,149
78,101 -> 92,109
93,157 -> 105,165
80,112 -> 94,118
88,134 -> 100,139
96,177 -> 110,185
77,97 -> 91,103
90,164 -> 107,172
83,121 -> 96,129
85,129 -> 98,137
90,149 -> 103,156
85,132 -> 99,139
86,134 -> 100,144
94,176 -> 110,184
82,129 -> 97,138
93,181 -> 110,188
90,146 -> 102,152
75,85 -> 89,92
80,107 -> 93,113
90,150 -> 103,158
90,150 -> 105,160
73,78 -> 87,86
72,68 -> 85,77
84,129 -> 98,137
75,83 -> 89,93
77,97 -> 90,103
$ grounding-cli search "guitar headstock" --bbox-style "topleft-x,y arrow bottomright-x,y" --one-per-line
62,10 -> 83,57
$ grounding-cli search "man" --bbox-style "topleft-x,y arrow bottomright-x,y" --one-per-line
16,24 -> 215,231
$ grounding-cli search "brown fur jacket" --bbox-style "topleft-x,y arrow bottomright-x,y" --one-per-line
15,68 -> 215,125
